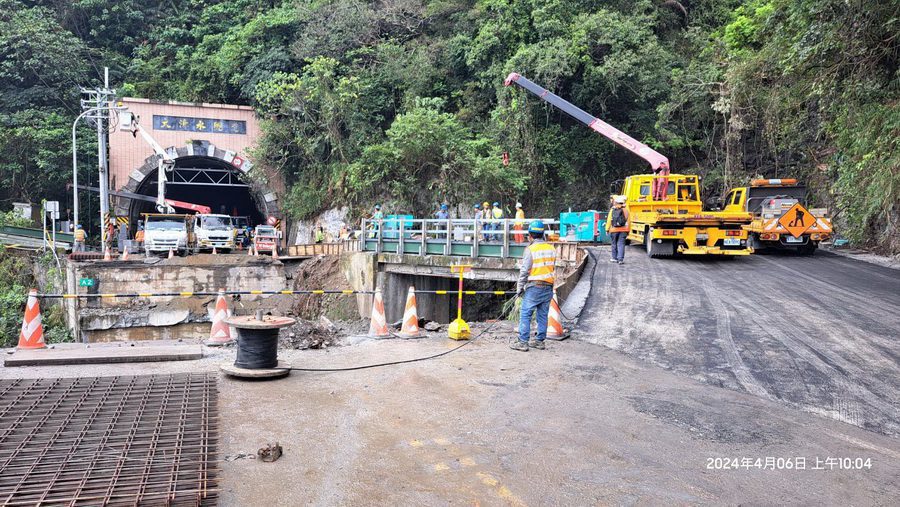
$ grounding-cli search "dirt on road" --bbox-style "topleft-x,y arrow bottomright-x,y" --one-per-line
575,246 -> 900,436
3,335 -> 898,505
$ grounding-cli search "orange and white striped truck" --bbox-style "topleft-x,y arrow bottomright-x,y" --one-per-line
723,179 -> 833,255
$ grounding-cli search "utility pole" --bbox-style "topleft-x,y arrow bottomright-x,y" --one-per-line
79,67 -> 115,247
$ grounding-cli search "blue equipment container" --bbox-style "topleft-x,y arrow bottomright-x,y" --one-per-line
382,214 -> 415,239
559,211 -> 609,243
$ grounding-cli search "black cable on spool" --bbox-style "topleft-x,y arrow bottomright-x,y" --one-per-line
234,327 -> 280,369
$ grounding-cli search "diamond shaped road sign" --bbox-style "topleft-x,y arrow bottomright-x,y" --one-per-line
777,202 -> 814,238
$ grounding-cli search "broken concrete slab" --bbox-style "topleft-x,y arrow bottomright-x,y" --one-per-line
3,344 -> 203,367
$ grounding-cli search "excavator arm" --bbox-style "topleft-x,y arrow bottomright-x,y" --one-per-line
503,72 -> 670,173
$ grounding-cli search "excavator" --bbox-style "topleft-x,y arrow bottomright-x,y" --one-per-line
504,72 -> 753,257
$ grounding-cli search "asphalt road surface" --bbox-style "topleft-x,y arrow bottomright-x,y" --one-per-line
576,247 -> 900,436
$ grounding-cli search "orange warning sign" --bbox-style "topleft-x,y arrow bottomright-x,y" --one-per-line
777,203 -> 813,238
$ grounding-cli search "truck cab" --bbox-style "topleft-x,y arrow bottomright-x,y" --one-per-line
142,214 -> 195,256
193,214 -> 235,252
252,225 -> 278,255
725,179 -> 832,254
621,174 -> 753,257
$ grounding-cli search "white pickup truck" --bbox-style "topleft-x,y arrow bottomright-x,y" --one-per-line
194,214 -> 235,252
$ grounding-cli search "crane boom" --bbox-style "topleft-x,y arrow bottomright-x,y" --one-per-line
503,72 -> 670,172
120,111 -> 176,213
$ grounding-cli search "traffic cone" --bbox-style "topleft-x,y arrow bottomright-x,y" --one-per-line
212,247 -> 218,255
18,289 -> 46,349
368,289 -> 389,338
103,248 -> 112,261
168,248 -> 174,259
206,289 -> 232,346
120,247 -> 129,261
248,246 -> 254,256
546,291 -> 568,340
398,286 -> 422,338
272,247 -> 279,260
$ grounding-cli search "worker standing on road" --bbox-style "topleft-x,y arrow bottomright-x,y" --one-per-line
512,220 -> 556,351
491,202 -> 504,242
73,224 -> 86,252
606,195 -> 629,265
134,226 -> 145,252
513,202 -> 526,243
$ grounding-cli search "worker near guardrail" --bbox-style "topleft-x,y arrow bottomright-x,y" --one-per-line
433,203 -> 450,240
369,204 -> 384,239
472,203 -> 483,241
73,224 -> 86,252
481,201 -> 491,240
512,220 -> 556,352
606,195 -> 629,264
491,202 -> 504,241
513,202 -> 525,243
314,225 -> 325,244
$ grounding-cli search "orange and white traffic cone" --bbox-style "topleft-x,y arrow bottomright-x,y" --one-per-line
212,247 -> 218,255
272,247 -> 279,260
546,291 -> 568,340
368,289 -> 389,338
167,248 -> 174,259
103,248 -> 112,261
398,286 -> 422,338
248,246 -> 255,256
206,289 -> 232,346
18,289 -> 46,349
120,247 -> 129,261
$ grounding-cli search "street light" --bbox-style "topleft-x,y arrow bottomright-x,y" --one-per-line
71,107 -> 100,229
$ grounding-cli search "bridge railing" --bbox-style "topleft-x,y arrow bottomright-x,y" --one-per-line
359,218 -> 566,259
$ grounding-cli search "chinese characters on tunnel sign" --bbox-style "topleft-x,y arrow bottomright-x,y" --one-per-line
777,202 -> 814,238
153,115 -> 247,135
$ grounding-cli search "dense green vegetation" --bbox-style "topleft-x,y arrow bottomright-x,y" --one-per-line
0,0 -> 897,252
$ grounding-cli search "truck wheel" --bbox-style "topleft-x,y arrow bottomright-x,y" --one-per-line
799,242 -> 817,256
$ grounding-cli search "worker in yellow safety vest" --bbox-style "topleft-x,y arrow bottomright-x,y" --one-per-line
512,220 -> 556,351
73,224 -> 86,252
513,202 -> 525,243
490,201 -> 504,241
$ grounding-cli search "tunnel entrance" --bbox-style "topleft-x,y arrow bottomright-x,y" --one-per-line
128,156 -> 266,229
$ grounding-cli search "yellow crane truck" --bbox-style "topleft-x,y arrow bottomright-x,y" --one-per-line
504,72 -> 753,258
620,174 -> 752,257
723,178 -> 833,255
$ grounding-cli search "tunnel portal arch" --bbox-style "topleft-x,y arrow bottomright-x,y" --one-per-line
113,142 -> 280,231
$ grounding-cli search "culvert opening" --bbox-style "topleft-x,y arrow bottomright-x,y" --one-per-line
452,279 -> 517,322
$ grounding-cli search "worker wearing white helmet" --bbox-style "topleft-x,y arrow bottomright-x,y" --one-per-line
513,202 -> 526,243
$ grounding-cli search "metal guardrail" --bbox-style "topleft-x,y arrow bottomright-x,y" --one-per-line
360,218 -> 565,259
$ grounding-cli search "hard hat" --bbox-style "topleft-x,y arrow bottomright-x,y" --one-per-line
515,202 -> 522,208
528,220 -> 545,234
440,204 -> 448,210
375,204 -> 381,210
614,195 -> 626,204
473,203 -> 481,209
76,224 -> 82,229
483,201 -> 490,208
493,202 -> 500,207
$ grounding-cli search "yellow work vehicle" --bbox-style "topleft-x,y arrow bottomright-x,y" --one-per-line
620,174 -> 753,258
504,73 -> 752,258
723,179 -> 832,255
